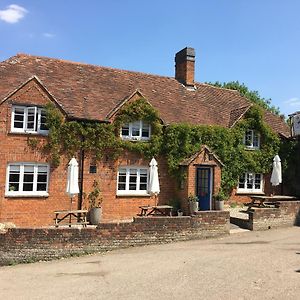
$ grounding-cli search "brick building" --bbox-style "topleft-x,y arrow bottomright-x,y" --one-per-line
0,47 -> 290,227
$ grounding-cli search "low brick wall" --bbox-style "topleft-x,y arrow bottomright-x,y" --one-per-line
231,201 -> 300,231
0,211 -> 229,266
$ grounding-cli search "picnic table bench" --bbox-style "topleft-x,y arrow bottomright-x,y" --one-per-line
54,209 -> 88,227
247,195 -> 297,210
139,205 -> 173,216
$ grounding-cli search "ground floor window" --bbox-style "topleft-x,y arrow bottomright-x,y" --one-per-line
237,172 -> 263,193
6,163 -> 49,196
117,167 -> 149,196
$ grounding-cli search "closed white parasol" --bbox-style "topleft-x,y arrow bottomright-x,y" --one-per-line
270,155 -> 282,186
149,158 -> 160,204
66,157 -> 80,209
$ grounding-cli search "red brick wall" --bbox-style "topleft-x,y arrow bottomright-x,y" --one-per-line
178,149 -> 222,213
0,211 -> 230,266
229,173 -> 283,204
0,80 -> 181,226
0,79 -> 79,227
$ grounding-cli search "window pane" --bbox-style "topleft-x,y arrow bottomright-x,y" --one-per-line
245,130 -> 253,146
24,165 -> 34,173
14,108 -> 25,129
40,109 -> 48,130
132,121 -> 140,137
129,169 -> 137,190
37,183 -> 47,191
141,122 -> 150,138
139,169 -> 148,190
253,132 -> 259,148
246,173 -> 253,189
8,165 -> 20,191
121,124 -> 129,136
27,109 -> 35,130
254,174 -> 261,189
23,165 -> 34,191
118,169 -> 126,190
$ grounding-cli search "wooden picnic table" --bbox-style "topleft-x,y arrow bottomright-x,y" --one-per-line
54,209 -> 88,227
139,205 -> 173,216
248,195 -> 297,210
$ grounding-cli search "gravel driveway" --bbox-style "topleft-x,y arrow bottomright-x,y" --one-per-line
1,227 -> 300,300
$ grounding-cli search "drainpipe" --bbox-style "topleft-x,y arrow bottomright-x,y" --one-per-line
78,146 -> 85,210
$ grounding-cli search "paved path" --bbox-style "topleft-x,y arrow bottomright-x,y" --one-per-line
1,227 -> 300,300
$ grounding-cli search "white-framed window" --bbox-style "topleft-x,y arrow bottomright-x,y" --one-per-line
237,172 -> 263,193
6,163 -> 49,197
120,120 -> 151,141
11,105 -> 48,135
243,129 -> 260,149
117,167 -> 149,196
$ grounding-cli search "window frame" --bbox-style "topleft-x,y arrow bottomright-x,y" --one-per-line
11,105 -> 49,135
5,163 -> 50,197
237,172 -> 264,194
243,129 -> 260,150
120,120 -> 151,141
116,166 -> 150,196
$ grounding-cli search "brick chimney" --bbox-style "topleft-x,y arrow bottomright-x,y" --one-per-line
175,47 -> 195,86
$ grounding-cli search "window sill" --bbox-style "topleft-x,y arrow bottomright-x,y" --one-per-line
9,131 -> 49,137
5,193 -> 49,198
236,191 -> 264,195
121,138 -> 150,142
244,147 -> 260,151
116,192 -> 151,197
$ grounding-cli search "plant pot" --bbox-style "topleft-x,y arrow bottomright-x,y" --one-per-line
89,207 -> 102,225
189,201 -> 199,214
215,200 -> 224,211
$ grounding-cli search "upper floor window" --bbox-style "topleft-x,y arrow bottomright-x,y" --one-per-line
243,129 -> 260,149
237,172 -> 263,193
11,106 -> 48,135
117,167 -> 149,196
6,163 -> 49,197
120,120 -> 151,141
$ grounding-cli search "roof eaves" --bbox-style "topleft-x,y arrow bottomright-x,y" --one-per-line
0,75 -> 67,116
229,104 -> 252,128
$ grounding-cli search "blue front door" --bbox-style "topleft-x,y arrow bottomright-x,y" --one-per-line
196,168 -> 211,210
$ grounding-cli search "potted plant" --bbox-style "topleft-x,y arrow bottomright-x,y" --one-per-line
188,194 -> 199,214
88,180 -> 103,225
214,190 -> 226,211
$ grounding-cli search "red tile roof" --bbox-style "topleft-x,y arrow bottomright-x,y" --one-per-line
0,54 -> 290,137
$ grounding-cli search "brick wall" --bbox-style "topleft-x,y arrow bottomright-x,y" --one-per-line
0,211 -> 229,266
231,201 -> 300,231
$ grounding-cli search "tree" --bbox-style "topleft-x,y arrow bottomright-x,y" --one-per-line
207,81 -> 281,116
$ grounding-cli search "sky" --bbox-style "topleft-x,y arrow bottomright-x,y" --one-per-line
0,0 -> 299,116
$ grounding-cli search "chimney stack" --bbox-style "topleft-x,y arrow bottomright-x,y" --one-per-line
175,47 -> 195,86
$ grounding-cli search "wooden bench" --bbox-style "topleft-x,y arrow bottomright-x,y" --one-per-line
139,205 -> 173,217
54,209 -> 88,227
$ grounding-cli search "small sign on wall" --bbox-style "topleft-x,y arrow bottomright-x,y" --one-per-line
290,112 -> 300,137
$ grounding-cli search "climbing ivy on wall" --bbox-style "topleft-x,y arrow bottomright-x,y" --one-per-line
32,100 -> 281,197
162,106 -> 280,195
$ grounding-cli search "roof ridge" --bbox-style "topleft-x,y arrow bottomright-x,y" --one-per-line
9,53 -> 177,81
197,82 -> 241,94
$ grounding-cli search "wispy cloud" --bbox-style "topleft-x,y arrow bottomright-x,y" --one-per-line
284,97 -> 300,106
43,32 -> 56,38
0,4 -> 28,24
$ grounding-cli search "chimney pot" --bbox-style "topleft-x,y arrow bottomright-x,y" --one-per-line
175,47 -> 195,86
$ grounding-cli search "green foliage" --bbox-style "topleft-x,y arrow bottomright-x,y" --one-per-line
207,81 -> 281,116
163,106 -> 280,196
114,98 -> 164,158
280,139 -> 300,196
88,180 -> 103,208
43,103 -> 120,166
38,101 -> 280,198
